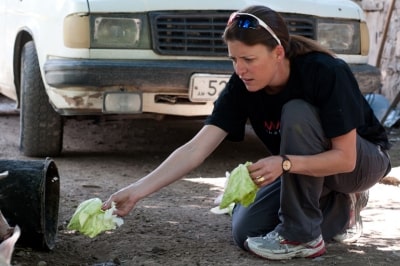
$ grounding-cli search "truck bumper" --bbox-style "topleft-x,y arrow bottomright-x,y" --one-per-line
349,63 -> 382,95
44,59 -> 381,116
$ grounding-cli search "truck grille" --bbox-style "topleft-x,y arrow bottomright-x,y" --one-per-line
150,11 -> 315,56
284,15 -> 314,39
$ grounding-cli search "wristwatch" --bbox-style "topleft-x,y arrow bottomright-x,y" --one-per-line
280,155 -> 291,173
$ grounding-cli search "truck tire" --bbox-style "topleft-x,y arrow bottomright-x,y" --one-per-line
20,41 -> 63,157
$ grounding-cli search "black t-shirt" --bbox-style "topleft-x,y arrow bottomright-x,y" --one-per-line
205,52 -> 389,155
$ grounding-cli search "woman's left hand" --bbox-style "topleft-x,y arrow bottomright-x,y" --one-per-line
247,156 -> 283,187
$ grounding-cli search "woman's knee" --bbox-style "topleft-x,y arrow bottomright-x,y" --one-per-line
231,216 -> 277,250
231,205 -> 279,250
231,218 -> 251,250
231,181 -> 281,249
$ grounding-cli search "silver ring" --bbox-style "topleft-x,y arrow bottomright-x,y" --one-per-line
258,176 -> 265,182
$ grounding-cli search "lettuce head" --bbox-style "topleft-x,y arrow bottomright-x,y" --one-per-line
220,162 -> 259,209
67,198 -> 123,238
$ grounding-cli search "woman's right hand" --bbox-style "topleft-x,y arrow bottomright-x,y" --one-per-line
102,184 -> 139,217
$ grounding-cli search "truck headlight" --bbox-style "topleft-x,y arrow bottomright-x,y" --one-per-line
64,14 -> 151,49
316,20 -> 361,55
91,15 -> 150,48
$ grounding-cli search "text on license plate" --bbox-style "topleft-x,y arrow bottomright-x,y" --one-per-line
189,74 -> 230,102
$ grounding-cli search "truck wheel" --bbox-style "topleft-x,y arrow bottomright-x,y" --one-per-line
20,41 -> 63,157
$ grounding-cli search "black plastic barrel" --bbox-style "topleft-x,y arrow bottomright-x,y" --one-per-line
0,157 -> 60,250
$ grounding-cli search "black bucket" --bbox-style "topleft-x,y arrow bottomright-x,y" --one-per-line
0,157 -> 60,250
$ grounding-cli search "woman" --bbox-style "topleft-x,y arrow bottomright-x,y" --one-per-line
102,5 -> 391,260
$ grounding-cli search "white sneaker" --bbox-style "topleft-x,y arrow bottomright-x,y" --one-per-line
245,231 -> 326,260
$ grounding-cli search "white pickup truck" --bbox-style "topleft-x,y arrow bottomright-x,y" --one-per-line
0,0 -> 380,156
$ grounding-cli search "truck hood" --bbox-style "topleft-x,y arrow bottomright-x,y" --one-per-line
87,0 -> 363,20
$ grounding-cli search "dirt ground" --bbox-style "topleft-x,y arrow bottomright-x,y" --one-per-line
0,95 -> 400,266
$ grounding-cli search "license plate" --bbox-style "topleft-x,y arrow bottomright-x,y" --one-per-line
189,74 -> 230,102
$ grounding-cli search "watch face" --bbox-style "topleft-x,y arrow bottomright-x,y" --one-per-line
283,160 -> 291,171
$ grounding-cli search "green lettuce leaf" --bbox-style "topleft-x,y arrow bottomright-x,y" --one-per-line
219,162 -> 259,209
67,198 -> 124,238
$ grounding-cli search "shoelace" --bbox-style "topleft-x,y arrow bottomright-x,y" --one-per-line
263,231 -> 280,240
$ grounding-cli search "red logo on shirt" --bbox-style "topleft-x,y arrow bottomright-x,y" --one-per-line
264,120 -> 280,135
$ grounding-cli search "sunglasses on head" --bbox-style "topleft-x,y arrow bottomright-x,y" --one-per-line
227,12 -> 281,46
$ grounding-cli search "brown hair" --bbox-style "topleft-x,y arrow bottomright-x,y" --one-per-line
223,5 -> 334,58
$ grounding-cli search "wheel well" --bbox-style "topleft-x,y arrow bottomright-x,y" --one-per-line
13,32 -> 33,108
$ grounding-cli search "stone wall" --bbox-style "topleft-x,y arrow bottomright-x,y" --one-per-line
354,0 -> 400,102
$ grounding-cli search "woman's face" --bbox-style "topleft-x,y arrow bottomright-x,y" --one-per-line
227,40 -> 282,92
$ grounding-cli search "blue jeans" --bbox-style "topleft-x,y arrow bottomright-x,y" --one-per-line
232,99 -> 391,249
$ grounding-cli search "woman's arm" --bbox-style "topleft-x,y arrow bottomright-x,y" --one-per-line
248,129 -> 357,185
102,124 -> 228,216
289,128 -> 357,176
